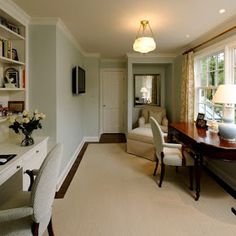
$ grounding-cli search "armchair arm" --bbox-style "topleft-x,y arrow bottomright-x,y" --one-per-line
162,117 -> 168,127
163,143 -> 182,149
25,169 -> 39,191
138,116 -> 145,127
0,207 -> 33,223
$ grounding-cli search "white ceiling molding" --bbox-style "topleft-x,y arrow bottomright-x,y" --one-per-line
181,15 -> 236,55
83,53 -> 101,58
126,53 -> 177,59
30,17 -> 87,56
0,0 -> 30,25
100,58 -> 127,63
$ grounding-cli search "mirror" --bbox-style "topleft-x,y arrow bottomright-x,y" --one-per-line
134,74 -> 161,106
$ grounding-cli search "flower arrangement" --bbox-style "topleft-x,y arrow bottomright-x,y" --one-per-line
9,110 -> 46,146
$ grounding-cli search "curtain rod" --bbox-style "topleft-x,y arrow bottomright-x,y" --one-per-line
183,25 -> 236,55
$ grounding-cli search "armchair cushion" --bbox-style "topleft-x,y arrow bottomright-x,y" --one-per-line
138,106 -> 168,132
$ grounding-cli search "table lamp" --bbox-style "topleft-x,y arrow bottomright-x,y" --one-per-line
212,84 -> 236,142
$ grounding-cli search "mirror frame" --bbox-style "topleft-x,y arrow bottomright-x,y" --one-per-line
133,74 -> 160,107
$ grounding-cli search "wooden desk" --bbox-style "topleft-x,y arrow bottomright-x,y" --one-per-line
168,123 -> 236,202
0,136 -> 48,204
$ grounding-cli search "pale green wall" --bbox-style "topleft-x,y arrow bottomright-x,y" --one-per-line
28,25 -> 57,145
29,24 -> 87,175
56,27 -> 85,173
83,57 -> 100,137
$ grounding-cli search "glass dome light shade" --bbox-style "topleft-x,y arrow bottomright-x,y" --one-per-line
133,36 -> 156,53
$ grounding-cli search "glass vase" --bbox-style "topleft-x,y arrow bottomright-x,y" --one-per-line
21,131 -> 34,146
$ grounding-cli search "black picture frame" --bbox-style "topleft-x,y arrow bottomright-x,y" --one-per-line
196,119 -> 207,129
8,101 -> 24,113
197,113 -> 205,120
12,49 -> 19,61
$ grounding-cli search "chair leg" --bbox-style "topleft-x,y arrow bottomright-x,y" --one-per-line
47,218 -> 55,236
32,222 -> 39,236
189,166 -> 194,191
153,158 -> 159,176
175,166 -> 179,173
159,154 -> 165,187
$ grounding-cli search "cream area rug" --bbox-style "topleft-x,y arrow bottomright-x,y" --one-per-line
52,143 -> 236,236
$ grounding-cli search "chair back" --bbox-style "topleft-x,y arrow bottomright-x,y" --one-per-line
150,117 -> 164,159
31,143 -> 63,224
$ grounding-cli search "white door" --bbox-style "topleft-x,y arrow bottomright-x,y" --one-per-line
101,70 -> 124,133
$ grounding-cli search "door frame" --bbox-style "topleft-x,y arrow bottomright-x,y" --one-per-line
99,68 -> 126,135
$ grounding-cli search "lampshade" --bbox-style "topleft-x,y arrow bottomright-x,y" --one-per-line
133,20 -> 156,53
140,87 -> 148,93
212,84 -> 236,104
212,84 -> 236,142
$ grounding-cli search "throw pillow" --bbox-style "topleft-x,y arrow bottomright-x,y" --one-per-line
149,110 -> 163,125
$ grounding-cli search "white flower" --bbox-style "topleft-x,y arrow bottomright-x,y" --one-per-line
22,117 -> 30,124
34,109 -> 38,115
35,114 -> 40,120
23,110 -> 29,117
9,115 -> 16,123
39,113 -> 46,119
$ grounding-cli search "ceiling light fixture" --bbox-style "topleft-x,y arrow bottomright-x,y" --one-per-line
133,20 -> 156,53
219,9 -> 226,14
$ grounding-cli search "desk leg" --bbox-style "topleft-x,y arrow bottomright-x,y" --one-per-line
194,154 -> 202,201
232,207 -> 236,215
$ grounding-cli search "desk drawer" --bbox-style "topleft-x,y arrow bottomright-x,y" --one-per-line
22,140 -> 47,190
0,159 -> 22,186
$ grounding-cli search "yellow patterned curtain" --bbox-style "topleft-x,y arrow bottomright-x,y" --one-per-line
180,51 -> 195,123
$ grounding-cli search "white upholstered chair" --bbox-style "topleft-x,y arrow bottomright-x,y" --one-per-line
0,143 -> 63,236
150,117 -> 194,188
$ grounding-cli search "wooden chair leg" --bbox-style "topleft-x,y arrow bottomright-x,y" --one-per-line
175,166 -> 179,173
159,154 -> 165,187
47,218 -> 55,236
153,158 -> 159,176
189,166 -> 194,191
32,222 -> 39,236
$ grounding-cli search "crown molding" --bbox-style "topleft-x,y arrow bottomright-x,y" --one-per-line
0,0 -> 30,25
100,58 -> 127,63
126,52 -> 177,58
83,53 -> 101,58
181,15 -> 236,55
30,17 -> 87,56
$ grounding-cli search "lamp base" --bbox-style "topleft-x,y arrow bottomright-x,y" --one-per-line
218,123 -> 236,142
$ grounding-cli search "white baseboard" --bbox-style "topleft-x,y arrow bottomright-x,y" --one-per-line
56,136 -> 99,191
84,136 -> 100,142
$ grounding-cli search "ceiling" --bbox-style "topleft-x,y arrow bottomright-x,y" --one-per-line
13,0 -> 236,59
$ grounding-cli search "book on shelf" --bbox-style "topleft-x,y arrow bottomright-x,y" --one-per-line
0,38 -> 13,59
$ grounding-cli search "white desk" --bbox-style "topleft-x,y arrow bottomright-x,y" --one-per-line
0,136 -> 48,192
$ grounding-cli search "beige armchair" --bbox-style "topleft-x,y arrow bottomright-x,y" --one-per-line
138,106 -> 168,133
126,106 -> 168,161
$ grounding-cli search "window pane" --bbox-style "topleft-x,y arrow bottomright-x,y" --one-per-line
198,103 -> 205,114
200,58 -> 207,86
209,55 -> 216,71
217,70 -> 224,85
208,71 -> 215,85
217,52 -> 224,70
234,49 -> 236,66
234,68 -> 236,84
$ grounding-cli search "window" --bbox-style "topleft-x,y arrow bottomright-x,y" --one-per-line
234,48 -> 236,84
195,51 -> 224,120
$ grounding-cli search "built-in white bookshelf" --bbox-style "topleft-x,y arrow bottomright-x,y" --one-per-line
0,7 -> 26,122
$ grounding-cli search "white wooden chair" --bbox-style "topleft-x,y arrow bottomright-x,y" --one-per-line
150,117 -> 194,188
0,143 -> 63,236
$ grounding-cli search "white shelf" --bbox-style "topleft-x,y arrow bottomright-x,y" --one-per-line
0,56 -> 25,65
0,24 -> 25,40
0,117 -> 7,123
0,88 -> 25,91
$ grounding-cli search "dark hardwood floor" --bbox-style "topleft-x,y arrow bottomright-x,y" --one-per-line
56,133 -> 126,198
99,133 -> 126,143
